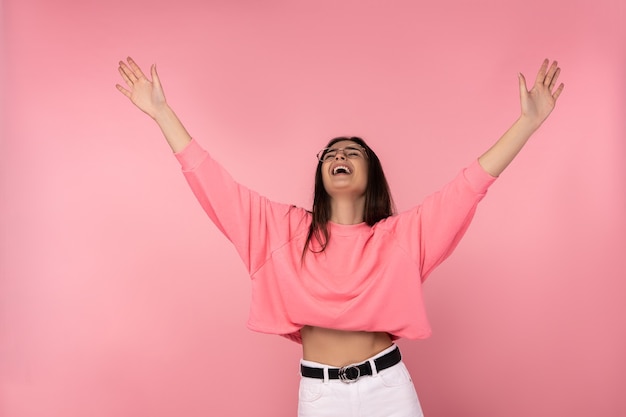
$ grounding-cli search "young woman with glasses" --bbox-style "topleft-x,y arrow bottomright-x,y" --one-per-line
116,57 -> 563,416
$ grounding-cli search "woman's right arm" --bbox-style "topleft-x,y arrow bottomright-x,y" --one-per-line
116,57 -> 191,153
115,57 -> 309,273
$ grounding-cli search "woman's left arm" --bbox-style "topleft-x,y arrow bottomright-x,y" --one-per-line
478,59 -> 565,177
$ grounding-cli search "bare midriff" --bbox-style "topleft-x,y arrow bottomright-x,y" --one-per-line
300,326 -> 393,367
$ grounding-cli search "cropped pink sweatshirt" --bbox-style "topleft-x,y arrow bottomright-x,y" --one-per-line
175,139 -> 497,343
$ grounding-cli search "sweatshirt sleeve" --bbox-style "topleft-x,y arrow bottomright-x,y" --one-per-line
388,159 -> 497,281
174,139 -> 308,275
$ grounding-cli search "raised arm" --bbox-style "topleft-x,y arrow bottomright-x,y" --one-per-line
116,57 -> 191,153
478,59 -> 565,177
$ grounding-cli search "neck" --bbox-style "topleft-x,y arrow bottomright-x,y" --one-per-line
329,196 -> 365,225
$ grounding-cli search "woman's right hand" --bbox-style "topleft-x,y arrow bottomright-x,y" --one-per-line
116,57 -> 167,119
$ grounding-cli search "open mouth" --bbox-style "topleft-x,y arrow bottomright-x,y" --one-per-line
332,165 -> 352,175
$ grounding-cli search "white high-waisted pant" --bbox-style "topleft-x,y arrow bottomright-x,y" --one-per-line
298,344 -> 424,417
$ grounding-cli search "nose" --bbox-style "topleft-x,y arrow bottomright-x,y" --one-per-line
334,151 -> 347,160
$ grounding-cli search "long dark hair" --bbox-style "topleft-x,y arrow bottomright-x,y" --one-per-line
301,136 -> 395,260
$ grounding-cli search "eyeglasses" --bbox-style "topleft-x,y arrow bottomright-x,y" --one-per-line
316,146 -> 367,162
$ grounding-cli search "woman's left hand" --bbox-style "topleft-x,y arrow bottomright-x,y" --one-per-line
518,59 -> 565,129
477,59 -> 565,176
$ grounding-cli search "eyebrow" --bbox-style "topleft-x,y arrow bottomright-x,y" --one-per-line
328,145 -> 361,150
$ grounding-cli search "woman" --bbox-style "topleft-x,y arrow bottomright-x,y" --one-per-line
116,57 -> 563,416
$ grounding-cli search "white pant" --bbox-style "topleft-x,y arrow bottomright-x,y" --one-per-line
298,345 -> 424,417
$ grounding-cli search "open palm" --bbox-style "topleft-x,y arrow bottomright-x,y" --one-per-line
116,57 -> 166,119
519,59 -> 564,128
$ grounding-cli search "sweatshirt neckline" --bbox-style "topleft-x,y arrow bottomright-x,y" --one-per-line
328,221 -> 370,236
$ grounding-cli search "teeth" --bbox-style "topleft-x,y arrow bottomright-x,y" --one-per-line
333,165 -> 351,175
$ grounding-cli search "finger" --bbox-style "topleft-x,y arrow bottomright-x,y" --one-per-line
552,83 -> 565,101
543,60 -> 558,86
116,84 -> 131,98
535,58 -> 549,85
118,65 -> 134,86
151,64 -> 161,89
518,72 -> 528,94
127,57 -> 146,80
549,67 -> 561,90
119,61 -> 137,83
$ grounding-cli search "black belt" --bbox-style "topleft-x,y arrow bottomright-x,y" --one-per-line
300,346 -> 401,383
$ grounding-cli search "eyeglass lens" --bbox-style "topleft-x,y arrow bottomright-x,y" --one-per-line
319,147 -> 364,161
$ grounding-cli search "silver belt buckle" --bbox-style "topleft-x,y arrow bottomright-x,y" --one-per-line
338,364 -> 361,383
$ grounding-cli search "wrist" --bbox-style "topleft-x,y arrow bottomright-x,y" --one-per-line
152,103 -> 174,123
516,114 -> 542,134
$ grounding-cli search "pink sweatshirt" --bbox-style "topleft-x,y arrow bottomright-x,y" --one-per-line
175,139 -> 497,343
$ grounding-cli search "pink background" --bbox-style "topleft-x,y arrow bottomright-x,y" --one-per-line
1,0 -> 625,416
